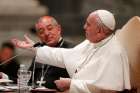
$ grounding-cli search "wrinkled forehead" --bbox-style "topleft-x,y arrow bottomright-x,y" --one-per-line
35,18 -> 52,29
35,22 -> 47,29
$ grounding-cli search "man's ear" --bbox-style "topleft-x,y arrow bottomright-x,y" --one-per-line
98,27 -> 106,35
96,28 -> 105,38
57,25 -> 62,33
96,28 -> 102,34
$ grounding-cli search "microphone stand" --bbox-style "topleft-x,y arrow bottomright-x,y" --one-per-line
31,58 -> 36,88
0,50 -> 36,90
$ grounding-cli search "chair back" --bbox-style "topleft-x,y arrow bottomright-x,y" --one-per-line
116,16 -> 140,88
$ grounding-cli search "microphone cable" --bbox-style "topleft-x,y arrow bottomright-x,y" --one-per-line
0,50 -> 28,66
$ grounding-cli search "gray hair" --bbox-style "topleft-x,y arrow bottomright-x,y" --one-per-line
50,17 -> 59,26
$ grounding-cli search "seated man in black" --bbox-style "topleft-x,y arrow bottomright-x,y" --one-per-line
29,16 -> 74,89
0,41 -> 19,83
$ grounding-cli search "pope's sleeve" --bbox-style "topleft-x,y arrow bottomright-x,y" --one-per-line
35,46 -> 66,68
69,48 -> 130,93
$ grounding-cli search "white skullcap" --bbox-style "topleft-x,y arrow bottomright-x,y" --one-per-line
96,10 -> 116,30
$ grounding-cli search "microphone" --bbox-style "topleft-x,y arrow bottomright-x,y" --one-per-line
0,42 -> 43,88
0,41 -> 42,66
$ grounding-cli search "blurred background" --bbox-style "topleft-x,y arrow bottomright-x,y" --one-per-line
0,0 -> 139,66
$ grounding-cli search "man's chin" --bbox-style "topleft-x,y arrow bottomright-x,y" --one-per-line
47,42 -> 56,47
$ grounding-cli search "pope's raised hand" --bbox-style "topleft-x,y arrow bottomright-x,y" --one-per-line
11,34 -> 35,49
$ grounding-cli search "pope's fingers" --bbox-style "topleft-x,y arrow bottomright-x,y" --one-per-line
11,38 -> 32,48
24,34 -> 30,42
11,38 -> 19,47
11,39 -> 21,46
24,34 -> 34,44
18,41 -> 33,48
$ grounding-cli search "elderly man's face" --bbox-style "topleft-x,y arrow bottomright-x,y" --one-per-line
84,15 -> 100,43
35,18 -> 61,46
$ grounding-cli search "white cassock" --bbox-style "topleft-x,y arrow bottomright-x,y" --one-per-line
35,34 -> 131,93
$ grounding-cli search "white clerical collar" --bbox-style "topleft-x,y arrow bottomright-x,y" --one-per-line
93,34 -> 114,48
58,37 -> 62,42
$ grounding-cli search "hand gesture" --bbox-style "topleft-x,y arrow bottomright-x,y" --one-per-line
11,34 -> 35,49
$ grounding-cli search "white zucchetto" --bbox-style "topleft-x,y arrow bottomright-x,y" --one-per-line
96,10 -> 116,30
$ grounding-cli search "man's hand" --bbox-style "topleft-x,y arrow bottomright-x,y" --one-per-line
11,34 -> 35,49
55,78 -> 71,92
0,72 -> 2,79
0,72 -> 9,79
